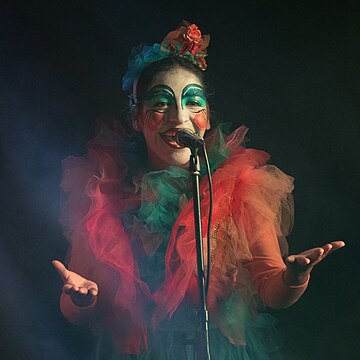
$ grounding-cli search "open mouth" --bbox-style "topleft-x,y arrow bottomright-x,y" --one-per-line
160,128 -> 185,149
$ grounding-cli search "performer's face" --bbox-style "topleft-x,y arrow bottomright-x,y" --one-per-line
134,66 -> 210,170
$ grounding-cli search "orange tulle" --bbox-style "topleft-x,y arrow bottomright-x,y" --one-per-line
151,146 -> 294,323
59,121 -> 295,354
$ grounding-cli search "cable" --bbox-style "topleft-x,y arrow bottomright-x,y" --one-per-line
202,144 -> 213,297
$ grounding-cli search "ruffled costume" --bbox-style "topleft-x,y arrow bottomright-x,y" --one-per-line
59,120 -> 307,359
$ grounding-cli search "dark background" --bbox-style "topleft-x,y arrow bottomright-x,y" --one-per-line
1,1 -> 359,359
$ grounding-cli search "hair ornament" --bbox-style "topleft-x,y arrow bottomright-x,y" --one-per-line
161,20 -> 210,71
122,20 -> 210,92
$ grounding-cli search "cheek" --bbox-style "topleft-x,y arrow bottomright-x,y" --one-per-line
193,111 -> 209,131
143,111 -> 166,131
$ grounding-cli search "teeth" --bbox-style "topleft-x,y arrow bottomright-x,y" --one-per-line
162,129 -> 178,136
161,133 -> 174,138
162,135 -> 176,141
160,131 -> 181,147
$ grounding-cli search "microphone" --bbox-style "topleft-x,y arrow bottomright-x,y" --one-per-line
175,129 -> 205,149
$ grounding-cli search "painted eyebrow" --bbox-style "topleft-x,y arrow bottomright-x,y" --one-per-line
144,85 -> 175,99
182,84 -> 206,98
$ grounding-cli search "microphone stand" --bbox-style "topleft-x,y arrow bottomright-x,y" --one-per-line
188,145 -> 211,360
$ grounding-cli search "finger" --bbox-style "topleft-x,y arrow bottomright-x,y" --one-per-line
83,282 -> 98,296
317,241 -> 345,258
52,260 -> 69,282
288,251 -> 321,267
89,288 -> 98,297
78,287 -> 88,295
72,288 -> 97,300
297,257 -> 311,266
299,241 -> 345,260
321,243 -> 335,258
285,255 -> 310,269
329,240 -> 345,251
290,256 -> 311,266
317,241 -> 345,260
77,286 -> 98,296
63,283 -> 79,295
285,255 -> 295,264
63,283 -> 98,296
70,291 -> 97,307
305,241 -> 345,266
304,248 -> 324,263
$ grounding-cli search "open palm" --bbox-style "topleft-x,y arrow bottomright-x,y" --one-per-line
52,260 -> 98,307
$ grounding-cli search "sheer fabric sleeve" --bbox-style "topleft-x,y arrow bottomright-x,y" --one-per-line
227,155 -> 308,308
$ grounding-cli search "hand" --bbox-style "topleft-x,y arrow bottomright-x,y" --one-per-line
52,260 -> 98,307
283,241 -> 345,286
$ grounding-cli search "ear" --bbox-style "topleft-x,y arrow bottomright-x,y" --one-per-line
205,105 -> 211,130
130,104 -> 143,132
205,117 -> 211,130
132,117 -> 142,132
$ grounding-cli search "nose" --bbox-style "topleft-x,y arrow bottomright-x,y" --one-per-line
168,106 -> 191,125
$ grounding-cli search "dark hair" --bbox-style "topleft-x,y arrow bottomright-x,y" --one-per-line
130,55 -> 208,107
123,55 -> 216,132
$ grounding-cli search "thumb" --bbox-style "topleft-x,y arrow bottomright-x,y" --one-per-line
52,260 -> 70,283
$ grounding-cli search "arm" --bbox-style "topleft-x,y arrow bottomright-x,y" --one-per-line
242,212 -> 308,309
53,260 -> 98,325
242,207 -> 345,309
53,235 -> 119,326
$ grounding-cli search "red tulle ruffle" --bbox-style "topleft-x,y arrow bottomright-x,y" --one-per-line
60,122 -> 294,354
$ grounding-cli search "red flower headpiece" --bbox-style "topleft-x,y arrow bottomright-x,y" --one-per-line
122,21 -> 210,92
160,20 -> 210,70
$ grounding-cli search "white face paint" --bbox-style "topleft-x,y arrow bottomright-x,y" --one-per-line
135,66 -> 210,170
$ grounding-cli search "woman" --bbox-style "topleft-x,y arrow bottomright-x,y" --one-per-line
53,21 -> 344,359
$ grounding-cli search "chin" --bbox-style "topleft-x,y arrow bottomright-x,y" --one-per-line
166,149 -> 192,168
150,147 -> 192,170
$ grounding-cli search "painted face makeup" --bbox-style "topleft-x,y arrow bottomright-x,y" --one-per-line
181,84 -> 209,130
142,85 -> 175,131
142,84 -> 208,131
136,66 -> 211,170
194,112 -> 208,131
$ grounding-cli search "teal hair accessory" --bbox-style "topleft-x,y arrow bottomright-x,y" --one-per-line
122,43 -> 168,92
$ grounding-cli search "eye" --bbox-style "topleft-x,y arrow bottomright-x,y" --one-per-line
151,101 -> 170,111
152,96 -> 175,109
187,100 -> 201,106
156,101 -> 169,107
184,96 -> 206,108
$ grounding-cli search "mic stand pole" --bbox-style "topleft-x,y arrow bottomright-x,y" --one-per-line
189,146 -> 211,360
